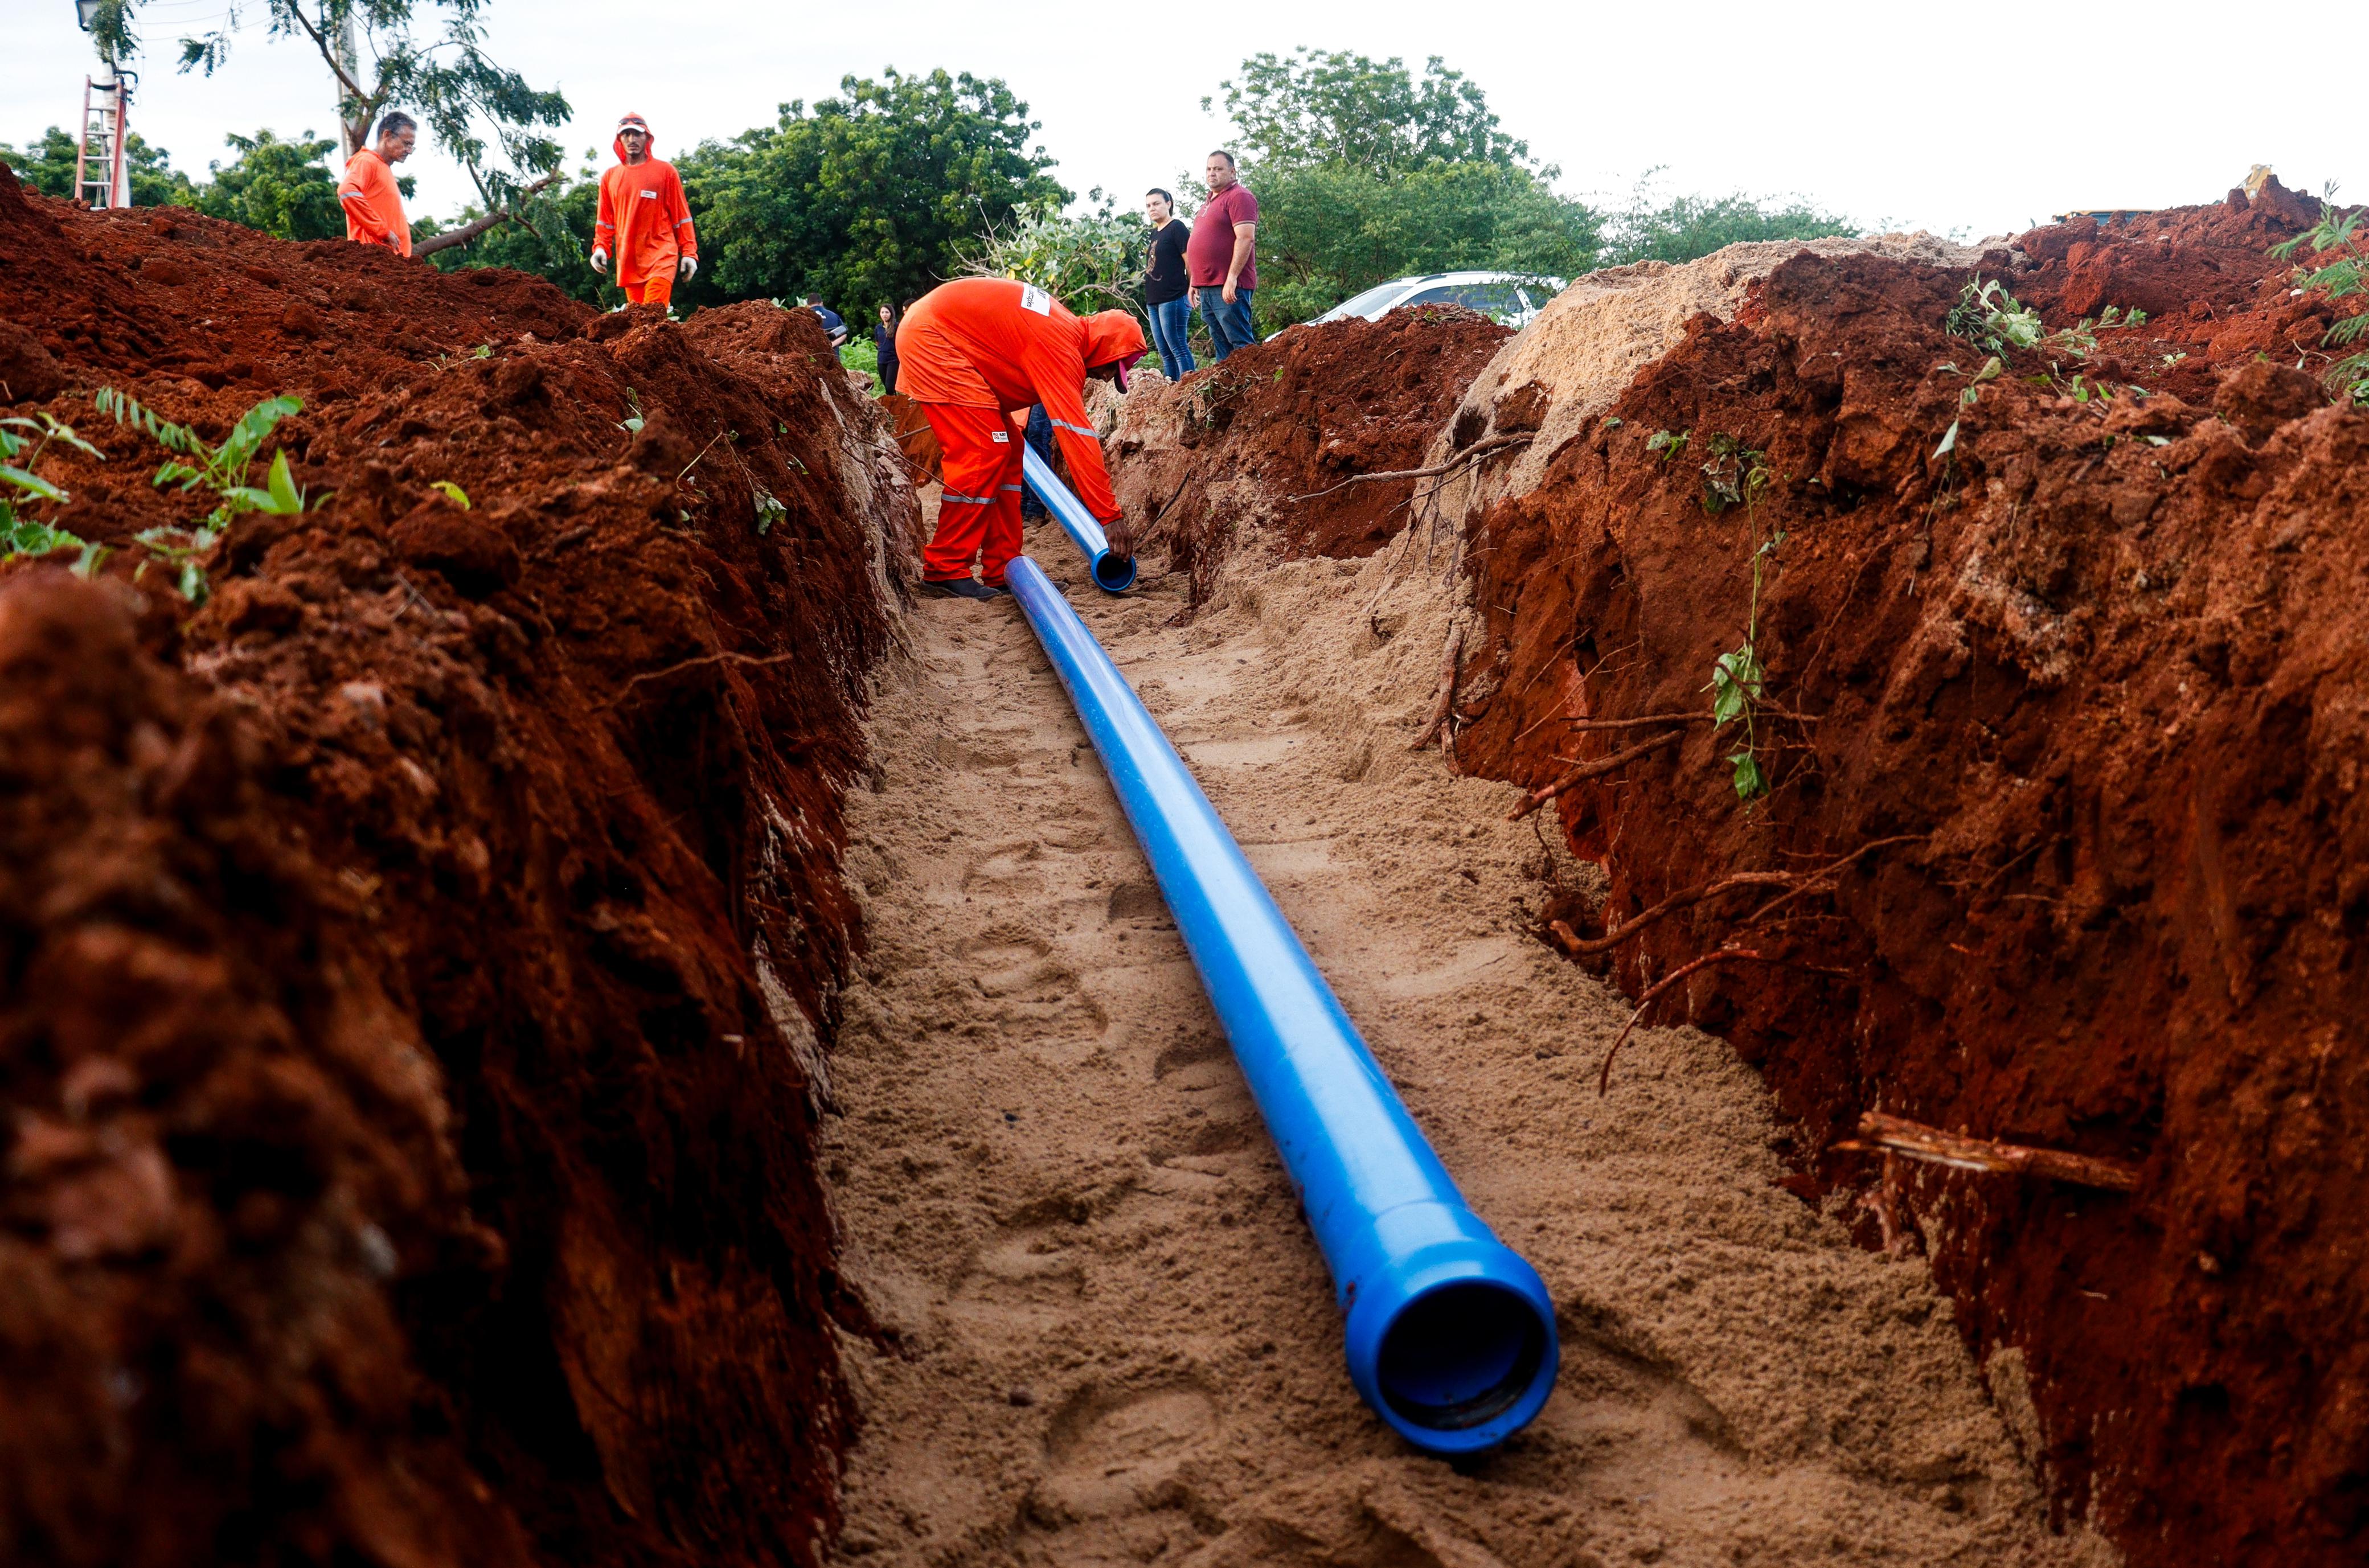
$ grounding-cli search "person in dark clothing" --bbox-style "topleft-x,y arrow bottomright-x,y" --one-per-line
1142,187 -> 1194,377
804,293 -> 848,347
873,303 -> 901,393
1019,404 -> 1054,520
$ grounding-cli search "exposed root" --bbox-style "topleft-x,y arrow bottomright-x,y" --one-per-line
1289,433 -> 1532,502
1409,623 -> 1465,752
1506,730 -> 1684,820
1597,948 -> 1849,1095
1833,1112 -> 2141,1193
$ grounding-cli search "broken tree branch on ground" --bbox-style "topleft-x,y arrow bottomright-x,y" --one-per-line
1833,1111 -> 2141,1192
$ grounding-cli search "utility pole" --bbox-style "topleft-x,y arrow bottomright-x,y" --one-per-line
335,3 -> 367,159
71,0 -> 133,210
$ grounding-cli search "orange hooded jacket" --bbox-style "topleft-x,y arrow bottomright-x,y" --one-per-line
594,114 -> 697,291
894,278 -> 1146,522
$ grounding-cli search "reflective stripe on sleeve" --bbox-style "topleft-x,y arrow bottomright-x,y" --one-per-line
1050,418 -> 1097,438
941,492 -> 995,506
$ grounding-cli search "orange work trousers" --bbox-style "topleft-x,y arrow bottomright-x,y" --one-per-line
918,403 -> 1026,587
624,269 -> 674,306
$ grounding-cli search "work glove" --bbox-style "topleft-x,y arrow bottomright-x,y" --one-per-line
589,247 -> 609,272
678,255 -> 698,281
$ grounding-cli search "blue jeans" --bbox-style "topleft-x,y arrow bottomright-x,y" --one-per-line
1147,295 -> 1195,377
1019,404 -> 1054,519
1199,286 -> 1256,361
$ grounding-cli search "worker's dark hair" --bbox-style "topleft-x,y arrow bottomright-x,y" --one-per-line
1146,187 -> 1174,208
375,110 -> 417,140
804,293 -> 822,305
1207,150 -> 1236,169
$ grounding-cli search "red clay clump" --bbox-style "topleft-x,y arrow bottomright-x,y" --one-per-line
1,159 -> 918,1565
1451,185 -> 2367,1563
1110,306 -> 1510,610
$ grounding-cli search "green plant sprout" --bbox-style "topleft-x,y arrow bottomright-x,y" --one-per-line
2272,186 -> 2369,405
431,480 -> 471,508
1947,277 -> 2044,356
1645,428 -> 1690,463
1695,433 -> 1781,804
93,387 -> 309,603
752,482 -> 788,535
1,413 -> 103,565
618,388 -> 646,434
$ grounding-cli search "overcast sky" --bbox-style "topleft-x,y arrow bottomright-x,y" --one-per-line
8,0 -> 2362,250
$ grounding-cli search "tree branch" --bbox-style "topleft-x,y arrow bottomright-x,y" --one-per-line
411,171 -> 560,257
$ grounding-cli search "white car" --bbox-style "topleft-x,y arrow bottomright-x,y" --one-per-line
1314,270 -> 1565,329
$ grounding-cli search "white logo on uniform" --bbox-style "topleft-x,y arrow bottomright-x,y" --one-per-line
638,188 -> 657,200
991,430 -> 1010,442
1019,284 -> 1052,315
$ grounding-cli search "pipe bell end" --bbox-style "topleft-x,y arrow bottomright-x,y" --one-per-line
1342,1235 -> 1559,1455
1089,549 -> 1138,593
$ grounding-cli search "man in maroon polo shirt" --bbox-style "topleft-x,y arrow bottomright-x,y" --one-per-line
1188,149 -> 1260,360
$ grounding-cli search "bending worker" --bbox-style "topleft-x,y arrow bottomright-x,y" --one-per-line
591,113 -> 696,306
895,277 -> 1145,599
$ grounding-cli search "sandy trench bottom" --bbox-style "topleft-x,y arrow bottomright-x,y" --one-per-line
822,512 -> 2114,1568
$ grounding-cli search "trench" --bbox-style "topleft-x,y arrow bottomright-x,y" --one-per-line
821,510 -> 2105,1566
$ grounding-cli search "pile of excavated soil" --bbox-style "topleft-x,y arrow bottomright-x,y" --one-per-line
1108,307 -> 1511,611
822,514 -> 2108,1567
1424,181 -> 2363,1565
1,162 -> 916,1565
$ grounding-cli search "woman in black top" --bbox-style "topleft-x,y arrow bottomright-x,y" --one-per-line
873,303 -> 901,395
1142,188 -> 1194,377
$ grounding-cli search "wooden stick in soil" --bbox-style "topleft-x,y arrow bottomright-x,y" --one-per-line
1409,624 -> 1464,751
1506,729 -> 1684,820
1832,1111 -> 2140,1192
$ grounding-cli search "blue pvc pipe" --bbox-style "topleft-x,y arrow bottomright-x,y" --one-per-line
1022,444 -> 1136,592
1005,553 -> 1559,1453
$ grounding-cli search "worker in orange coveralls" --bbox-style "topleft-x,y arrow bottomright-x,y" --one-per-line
337,111 -> 416,256
895,277 -> 1146,599
590,113 -> 698,306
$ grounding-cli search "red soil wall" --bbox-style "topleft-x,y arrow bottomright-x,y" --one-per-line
0,162 -> 915,1565
1452,188 -> 2367,1563
1109,307 -> 1511,610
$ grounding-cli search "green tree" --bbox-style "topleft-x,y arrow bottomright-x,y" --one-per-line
1607,176 -> 1855,265
1207,48 -> 1527,174
1204,50 -> 1600,330
0,125 -> 198,207
957,195 -> 1148,315
93,0 -> 566,256
683,68 -> 1067,314
191,130 -> 343,240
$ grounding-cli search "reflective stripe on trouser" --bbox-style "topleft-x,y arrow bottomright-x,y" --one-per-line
918,401 -> 1027,586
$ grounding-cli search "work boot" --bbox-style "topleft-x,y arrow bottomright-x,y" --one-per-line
920,577 -> 1007,601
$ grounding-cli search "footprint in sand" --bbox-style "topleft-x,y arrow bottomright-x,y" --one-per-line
1030,1381 -> 1220,1523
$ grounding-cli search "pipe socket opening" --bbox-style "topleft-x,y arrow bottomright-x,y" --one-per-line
1376,1280 -> 1552,1432
1091,551 -> 1138,593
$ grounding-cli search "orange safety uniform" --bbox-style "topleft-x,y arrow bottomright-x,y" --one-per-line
595,114 -> 696,307
895,278 -> 1146,587
337,147 -> 411,256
